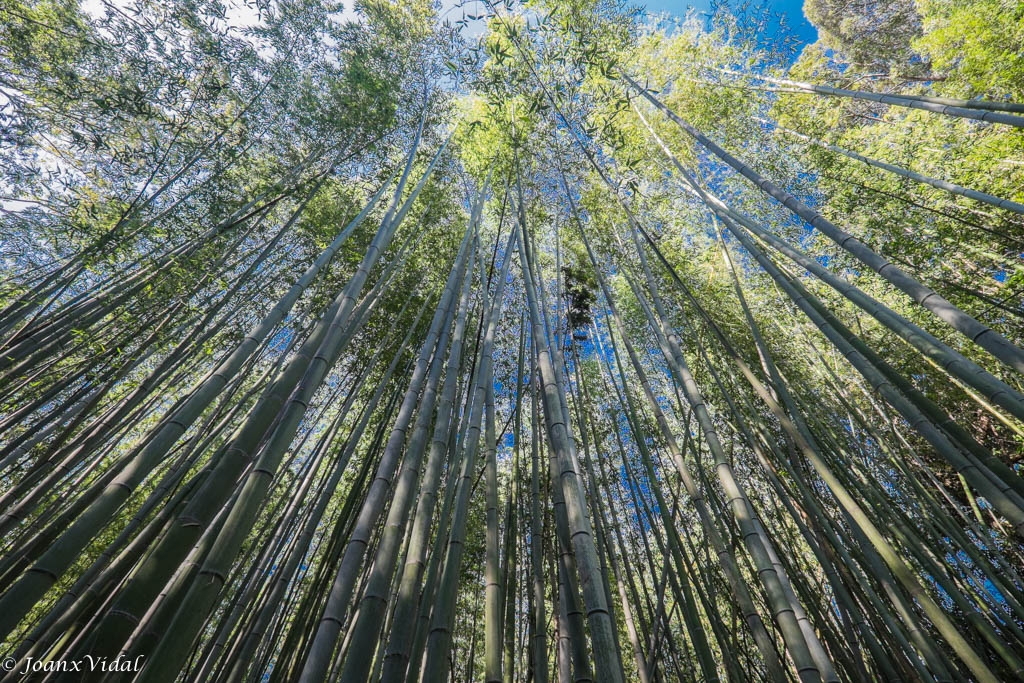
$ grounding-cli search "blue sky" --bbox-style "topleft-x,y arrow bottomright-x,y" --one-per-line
640,0 -> 817,47
437,0 -> 818,51
86,0 -> 817,52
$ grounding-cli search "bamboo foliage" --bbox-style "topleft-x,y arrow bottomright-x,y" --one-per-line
2,0 -> 1024,681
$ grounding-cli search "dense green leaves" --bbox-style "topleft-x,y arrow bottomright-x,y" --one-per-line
1,1 -> 1023,681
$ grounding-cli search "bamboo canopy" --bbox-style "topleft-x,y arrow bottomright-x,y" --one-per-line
1,0 -> 1023,681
